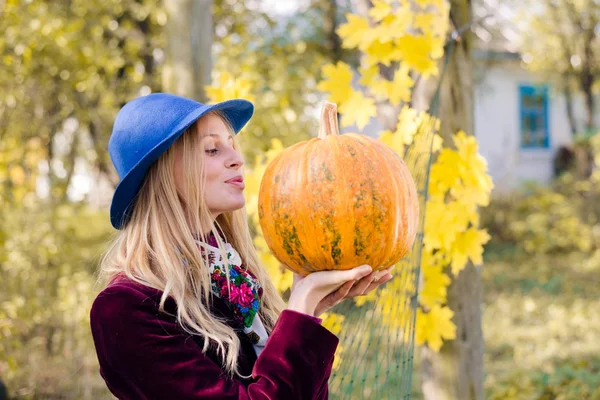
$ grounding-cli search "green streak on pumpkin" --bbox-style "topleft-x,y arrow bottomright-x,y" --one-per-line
321,212 -> 342,266
355,188 -> 366,208
354,225 -> 366,256
281,224 -> 302,258
371,191 -> 385,227
320,162 -> 334,181
347,144 -> 357,157
330,232 -> 342,264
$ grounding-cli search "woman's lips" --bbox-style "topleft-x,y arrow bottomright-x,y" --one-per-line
226,180 -> 245,189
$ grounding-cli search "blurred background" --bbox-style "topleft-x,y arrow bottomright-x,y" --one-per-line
1,0 -> 600,399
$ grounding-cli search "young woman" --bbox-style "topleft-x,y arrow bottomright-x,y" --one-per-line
89,93 -> 394,399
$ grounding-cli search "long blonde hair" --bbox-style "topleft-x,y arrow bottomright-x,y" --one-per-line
97,110 -> 286,377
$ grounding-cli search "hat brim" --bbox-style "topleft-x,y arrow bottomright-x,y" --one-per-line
109,99 -> 253,230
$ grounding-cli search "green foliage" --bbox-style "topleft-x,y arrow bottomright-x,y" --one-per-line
482,248 -> 600,399
487,359 -> 600,400
483,187 -> 593,254
481,144 -> 600,399
0,201 -> 113,398
0,0 -> 164,204
481,136 -> 600,255
211,0 -> 349,163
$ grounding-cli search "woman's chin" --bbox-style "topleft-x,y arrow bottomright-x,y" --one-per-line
221,199 -> 246,214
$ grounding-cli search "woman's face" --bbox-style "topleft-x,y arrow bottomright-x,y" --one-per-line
174,113 -> 246,219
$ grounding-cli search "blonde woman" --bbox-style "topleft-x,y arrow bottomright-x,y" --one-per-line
90,93 -> 394,399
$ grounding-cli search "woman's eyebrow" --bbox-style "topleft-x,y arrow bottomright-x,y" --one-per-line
201,133 -> 234,141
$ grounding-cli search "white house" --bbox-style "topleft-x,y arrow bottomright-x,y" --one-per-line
472,50 -> 576,192
471,0 -> 599,192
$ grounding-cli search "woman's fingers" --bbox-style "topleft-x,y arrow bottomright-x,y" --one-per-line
347,270 -> 378,295
345,270 -> 394,297
309,264 -> 373,288
314,280 -> 355,316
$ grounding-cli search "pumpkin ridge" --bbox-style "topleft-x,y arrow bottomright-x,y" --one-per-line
352,136 -> 387,267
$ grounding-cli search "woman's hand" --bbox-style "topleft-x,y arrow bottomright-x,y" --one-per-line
286,264 -> 394,318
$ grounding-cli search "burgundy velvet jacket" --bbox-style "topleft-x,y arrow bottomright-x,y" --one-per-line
89,274 -> 339,399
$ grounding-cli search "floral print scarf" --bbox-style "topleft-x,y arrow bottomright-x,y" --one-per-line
195,233 -> 264,341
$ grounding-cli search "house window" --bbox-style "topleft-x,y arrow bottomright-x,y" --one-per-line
519,84 -> 550,148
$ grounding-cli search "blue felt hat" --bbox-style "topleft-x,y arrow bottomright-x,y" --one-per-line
108,92 -> 254,230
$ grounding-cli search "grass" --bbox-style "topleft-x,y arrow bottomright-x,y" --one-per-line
481,246 -> 600,398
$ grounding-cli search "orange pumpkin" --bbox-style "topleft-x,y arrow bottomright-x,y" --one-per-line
258,101 -> 419,276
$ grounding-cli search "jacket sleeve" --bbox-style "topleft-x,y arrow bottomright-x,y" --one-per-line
89,283 -> 338,400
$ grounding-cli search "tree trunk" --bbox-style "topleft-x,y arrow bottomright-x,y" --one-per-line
580,27 -> 596,132
582,74 -> 595,132
420,1 -> 485,399
563,77 -> 578,136
162,0 -> 213,102
324,0 -> 342,64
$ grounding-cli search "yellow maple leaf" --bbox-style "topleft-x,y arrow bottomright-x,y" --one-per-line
414,13 -> 435,33
368,78 -> 392,102
415,305 -> 456,351
420,264 -> 451,308
372,3 -> 413,43
455,132 -> 495,199
368,0 -> 392,22
244,138 -> 285,222
423,196 -> 461,251
337,14 -> 373,50
428,149 -> 462,194
388,64 -> 414,105
420,249 -> 447,271
339,90 -> 377,130
364,39 -> 398,67
358,65 -> 380,87
317,62 -> 354,105
450,228 -> 491,275
379,129 -> 405,156
395,105 -> 419,141
395,34 -> 438,76
205,72 -> 255,103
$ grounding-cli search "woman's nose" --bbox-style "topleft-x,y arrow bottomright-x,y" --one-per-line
226,149 -> 244,169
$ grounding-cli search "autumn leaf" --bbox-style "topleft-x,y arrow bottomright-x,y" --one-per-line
420,264 -> 451,308
395,35 -> 439,76
372,4 -> 413,43
317,61 -> 354,105
364,39 -> 398,67
388,64 -> 414,105
358,65 -> 380,87
339,90 -> 377,130
205,72 -> 255,103
313,0 -> 494,355
415,305 -> 457,351
368,0 -> 393,22
337,14 -> 372,50
450,228 -> 492,275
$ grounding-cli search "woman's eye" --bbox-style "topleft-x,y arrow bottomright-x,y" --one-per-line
205,148 -> 219,155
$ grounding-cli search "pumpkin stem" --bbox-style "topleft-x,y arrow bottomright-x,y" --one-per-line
318,101 -> 340,139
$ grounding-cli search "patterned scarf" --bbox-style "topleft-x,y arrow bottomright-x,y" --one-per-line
195,233 -> 263,336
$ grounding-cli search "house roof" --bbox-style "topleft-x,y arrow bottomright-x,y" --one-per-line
472,0 -> 522,58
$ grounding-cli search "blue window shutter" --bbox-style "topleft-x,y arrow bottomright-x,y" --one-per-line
519,84 -> 550,149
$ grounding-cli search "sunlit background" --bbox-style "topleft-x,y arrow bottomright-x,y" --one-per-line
1,0 -> 600,399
